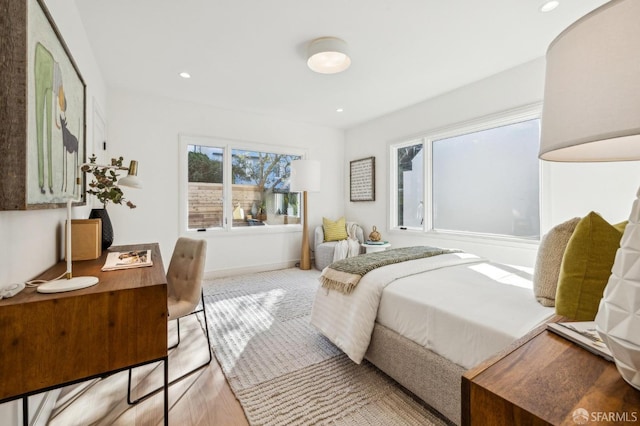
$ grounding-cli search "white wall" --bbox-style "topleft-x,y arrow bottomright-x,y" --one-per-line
345,57 -> 640,267
104,89 -> 345,276
0,0 -> 107,422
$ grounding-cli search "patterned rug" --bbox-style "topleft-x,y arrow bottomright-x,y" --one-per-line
202,268 -> 447,426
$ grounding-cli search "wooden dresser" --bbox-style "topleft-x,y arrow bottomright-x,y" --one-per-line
462,320 -> 640,425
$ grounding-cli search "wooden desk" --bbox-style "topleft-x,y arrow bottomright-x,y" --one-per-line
0,243 -> 168,424
462,320 -> 640,425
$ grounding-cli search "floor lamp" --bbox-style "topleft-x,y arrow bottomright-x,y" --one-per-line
290,159 -> 321,270
37,160 -> 142,293
538,0 -> 640,388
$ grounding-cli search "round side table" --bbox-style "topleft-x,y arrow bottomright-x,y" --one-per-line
361,242 -> 391,254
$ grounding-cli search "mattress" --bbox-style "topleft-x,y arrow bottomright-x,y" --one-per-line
311,252 -> 483,363
376,260 -> 555,369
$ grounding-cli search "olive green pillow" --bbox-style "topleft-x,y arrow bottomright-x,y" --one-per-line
323,217 -> 348,242
533,217 -> 580,307
555,212 -> 624,321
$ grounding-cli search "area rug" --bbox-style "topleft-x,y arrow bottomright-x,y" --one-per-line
202,268 -> 447,426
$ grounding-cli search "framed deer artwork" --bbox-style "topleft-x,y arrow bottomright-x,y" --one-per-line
0,0 -> 86,210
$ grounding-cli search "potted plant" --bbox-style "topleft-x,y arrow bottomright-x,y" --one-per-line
83,154 -> 136,249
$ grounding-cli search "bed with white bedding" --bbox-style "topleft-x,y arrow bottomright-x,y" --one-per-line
310,250 -> 555,424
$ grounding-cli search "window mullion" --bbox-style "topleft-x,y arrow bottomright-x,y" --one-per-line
425,138 -> 433,232
223,144 -> 232,230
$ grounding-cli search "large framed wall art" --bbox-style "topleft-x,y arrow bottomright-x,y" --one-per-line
0,0 -> 87,210
350,156 -> 375,202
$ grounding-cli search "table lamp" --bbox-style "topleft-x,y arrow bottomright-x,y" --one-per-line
290,159 -> 321,270
538,0 -> 640,389
37,160 -> 142,293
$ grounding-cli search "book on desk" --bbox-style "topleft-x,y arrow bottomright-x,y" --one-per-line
102,249 -> 153,271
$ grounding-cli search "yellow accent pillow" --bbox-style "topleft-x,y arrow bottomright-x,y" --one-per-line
555,212 -> 624,321
323,217 -> 348,242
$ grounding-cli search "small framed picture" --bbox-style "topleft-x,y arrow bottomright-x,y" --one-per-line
350,157 -> 375,202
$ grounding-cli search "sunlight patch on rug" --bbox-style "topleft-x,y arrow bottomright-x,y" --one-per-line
208,288 -> 283,369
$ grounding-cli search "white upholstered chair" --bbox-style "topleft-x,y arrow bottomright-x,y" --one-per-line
127,237 -> 211,404
313,223 -> 364,270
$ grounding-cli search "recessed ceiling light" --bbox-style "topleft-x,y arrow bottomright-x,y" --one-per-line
336,108 -> 344,113
179,72 -> 191,79
539,0 -> 559,13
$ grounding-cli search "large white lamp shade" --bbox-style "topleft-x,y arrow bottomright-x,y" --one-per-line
539,0 -> 640,390
290,159 -> 321,270
290,159 -> 321,192
539,0 -> 640,162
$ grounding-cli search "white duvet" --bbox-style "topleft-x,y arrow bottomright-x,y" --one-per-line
310,252 -> 555,368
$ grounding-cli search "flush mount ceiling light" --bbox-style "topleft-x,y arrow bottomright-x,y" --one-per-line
539,0 -> 560,13
307,37 -> 351,74
179,71 -> 191,79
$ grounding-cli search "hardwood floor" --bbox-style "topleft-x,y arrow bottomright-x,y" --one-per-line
48,315 -> 249,426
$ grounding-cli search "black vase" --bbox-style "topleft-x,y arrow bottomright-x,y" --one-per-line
89,208 -> 114,250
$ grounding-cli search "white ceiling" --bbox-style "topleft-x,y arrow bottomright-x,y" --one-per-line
74,0 -> 609,130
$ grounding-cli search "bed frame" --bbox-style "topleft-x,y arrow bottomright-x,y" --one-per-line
365,323 -> 464,425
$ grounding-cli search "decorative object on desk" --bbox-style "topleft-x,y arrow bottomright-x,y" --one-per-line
0,0 -> 86,210
538,0 -> 640,389
37,158 -> 142,294
84,154 -> 140,249
290,159 -> 321,270
88,208 -> 113,250
369,225 -> 381,242
68,219 -> 102,260
101,249 -> 153,271
350,156 -> 375,202
84,155 -> 139,207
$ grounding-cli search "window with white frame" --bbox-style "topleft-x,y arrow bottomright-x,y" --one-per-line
180,136 -> 302,231
390,108 -> 541,240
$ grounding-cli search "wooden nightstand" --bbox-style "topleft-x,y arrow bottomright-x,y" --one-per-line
462,318 -> 640,425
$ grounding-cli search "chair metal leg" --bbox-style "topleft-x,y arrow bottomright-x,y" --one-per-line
127,289 -> 213,405
168,317 -> 181,350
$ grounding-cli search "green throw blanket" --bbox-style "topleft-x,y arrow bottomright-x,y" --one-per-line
320,246 -> 461,294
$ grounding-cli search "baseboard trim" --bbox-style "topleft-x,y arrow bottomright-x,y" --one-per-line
204,260 -> 306,279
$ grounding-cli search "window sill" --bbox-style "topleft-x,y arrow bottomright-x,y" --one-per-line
390,228 -> 540,248
183,223 -> 302,238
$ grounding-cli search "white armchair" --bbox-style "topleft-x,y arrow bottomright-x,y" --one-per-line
313,223 -> 364,270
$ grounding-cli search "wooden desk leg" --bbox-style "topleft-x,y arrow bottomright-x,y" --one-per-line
164,356 -> 168,426
23,397 -> 28,426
